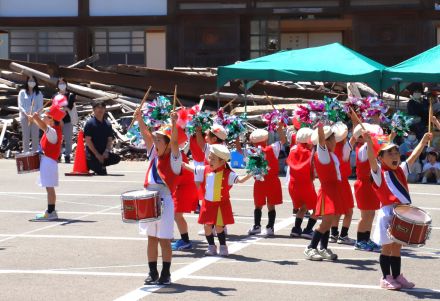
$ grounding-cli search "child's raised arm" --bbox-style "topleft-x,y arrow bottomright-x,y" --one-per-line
236,173 -> 253,183
363,131 -> 379,173
407,132 -> 432,168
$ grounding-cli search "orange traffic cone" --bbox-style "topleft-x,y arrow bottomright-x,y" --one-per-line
65,130 -> 93,176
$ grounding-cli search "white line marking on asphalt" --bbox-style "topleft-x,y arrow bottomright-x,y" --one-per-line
0,205 -> 120,243
60,179 -> 140,184
0,234 -> 147,241
185,275 -> 440,293
0,269 -> 145,277
113,216 -> 295,301
0,192 -> 120,197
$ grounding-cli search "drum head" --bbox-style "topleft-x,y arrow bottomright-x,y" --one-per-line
394,205 -> 432,224
121,189 -> 158,200
15,152 -> 35,158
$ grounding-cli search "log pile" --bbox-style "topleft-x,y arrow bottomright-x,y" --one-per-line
0,57 -> 409,159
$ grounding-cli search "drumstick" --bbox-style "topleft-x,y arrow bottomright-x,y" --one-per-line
428,98 -> 433,147
350,107 -> 366,131
127,86 -> 152,130
175,96 -> 184,107
173,85 -> 177,111
264,92 -> 276,110
221,97 -> 237,110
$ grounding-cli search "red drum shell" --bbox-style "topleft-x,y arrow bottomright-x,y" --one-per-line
121,190 -> 161,223
388,205 -> 432,246
15,152 -> 40,174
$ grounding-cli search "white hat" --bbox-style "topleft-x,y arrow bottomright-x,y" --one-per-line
378,143 -> 399,153
210,124 -> 227,141
250,129 -> 269,143
210,144 -> 230,161
353,123 -> 384,139
296,128 -> 314,144
331,122 -> 348,143
311,126 -> 333,145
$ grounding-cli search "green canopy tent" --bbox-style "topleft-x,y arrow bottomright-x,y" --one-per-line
217,43 -> 386,92
382,44 -> 440,90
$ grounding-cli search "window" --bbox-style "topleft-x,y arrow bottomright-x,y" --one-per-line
250,19 -> 280,58
9,29 -> 75,65
350,0 -> 419,6
93,29 -> 145,65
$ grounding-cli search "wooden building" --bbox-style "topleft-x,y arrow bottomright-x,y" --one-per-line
0,0 -> 440,68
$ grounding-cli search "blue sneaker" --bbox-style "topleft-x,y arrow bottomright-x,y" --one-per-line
367,239 -> 381,252
354,240 -> 373,251
172,239 -> 192,251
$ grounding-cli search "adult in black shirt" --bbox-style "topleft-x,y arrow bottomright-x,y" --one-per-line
84,101 -> 121,175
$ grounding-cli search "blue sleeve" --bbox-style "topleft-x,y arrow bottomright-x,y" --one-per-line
84,119 -> 93,137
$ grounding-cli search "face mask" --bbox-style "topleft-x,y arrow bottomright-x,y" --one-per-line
28,81 -> 36,88
413,92 -> 421,100
58,83 -> 67,91
407,135 -> 416,142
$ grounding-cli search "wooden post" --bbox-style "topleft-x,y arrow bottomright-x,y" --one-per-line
127,86 -> 152,130
428,98 -> 433,147
173,85 -> 177,111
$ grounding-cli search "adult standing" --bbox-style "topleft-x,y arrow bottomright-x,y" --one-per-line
17,76 -> 44,152
84,101 -> 120,175
55,77 -> 78,163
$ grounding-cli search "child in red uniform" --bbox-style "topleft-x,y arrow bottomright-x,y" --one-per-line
28,105 -> 65,221
248,125 -> 286,236
183,144 -> 252,256
135,110 -> 182,286
286,127 -> 318,238
304,125 -> 343,261
330,122 -> 355,245
365,130 -> 431,290
351,123 -> 383,251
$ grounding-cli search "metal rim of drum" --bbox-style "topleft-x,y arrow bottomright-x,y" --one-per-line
120,190 -> 159,200
17,169 -> 40,174
393,205 -> 432,226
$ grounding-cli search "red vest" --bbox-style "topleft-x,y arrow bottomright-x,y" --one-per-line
355,145 -> 370,181
314,151 -> 339,184
287,143 -> 313,182
144,151 -> 180,193
334,141 -> 351,179
176,153 -> 195,186
40,125 -> 62,161
372,165 -> 410,207
263,144 -> 279,178
201,165 -> 233,203
189,135 -> 205,162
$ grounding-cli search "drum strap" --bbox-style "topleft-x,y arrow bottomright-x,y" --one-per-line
151,158 -> 165,185
385,170 -> 411,204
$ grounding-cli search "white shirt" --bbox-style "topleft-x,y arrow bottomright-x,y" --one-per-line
371,161 -> 410,187
317,144 -> 341,181
194,165 -> 238,202
357,143 -> 368,163
45,126 -> 57,144
18,90 -> 44,118
422,162 -> 440,172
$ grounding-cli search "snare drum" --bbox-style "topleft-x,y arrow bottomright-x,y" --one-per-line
15,152 -> 40,174
121,190 -> 161,223
388,205 -> 432,247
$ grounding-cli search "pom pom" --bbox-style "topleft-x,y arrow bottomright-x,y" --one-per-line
186,111 -> 213,136
389,111 -> 414,137
142,95 -> 173,130
293,100 -> 326,127
262,109 -> 289,132
245,146 -> 269,181
324,96 -> 348,123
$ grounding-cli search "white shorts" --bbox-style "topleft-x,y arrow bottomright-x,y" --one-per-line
372,204 -> 395,246
139,194 -> 174,239
38,155 -> 59,188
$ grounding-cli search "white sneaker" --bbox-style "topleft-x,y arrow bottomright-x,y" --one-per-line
337,235 -> 356,245
318,248 -> 338,261
248,225 -> 261,235
263,227 -> 274,236
205,245 -> 217,256
422,177 -> 428,184
304,247 -> 323,261
219,245 -> 229,257
34,210 -> 58,221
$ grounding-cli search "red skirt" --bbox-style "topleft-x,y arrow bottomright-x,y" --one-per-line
174,182 -> 198,213
253,176 -> 283,207
354,178 -> 380,210
288,179 -> 317,210
198,199 -> 234,226
315,182 -> 344,216
340,179 -> 354,214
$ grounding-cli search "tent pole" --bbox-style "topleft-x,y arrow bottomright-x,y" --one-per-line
395,82 -> 400,110
244,80 -> 248,116
216,90 -> 220,110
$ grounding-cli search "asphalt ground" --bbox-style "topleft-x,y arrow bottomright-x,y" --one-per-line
0,159 -> 439,301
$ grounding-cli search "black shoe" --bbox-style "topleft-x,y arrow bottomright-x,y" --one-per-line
96,168 -> 107,176
293,208 -> 299,215
144,272 -> 159,285
65,155 -> 71,164
290,227 -> 302,238
157,273 -> 171,285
